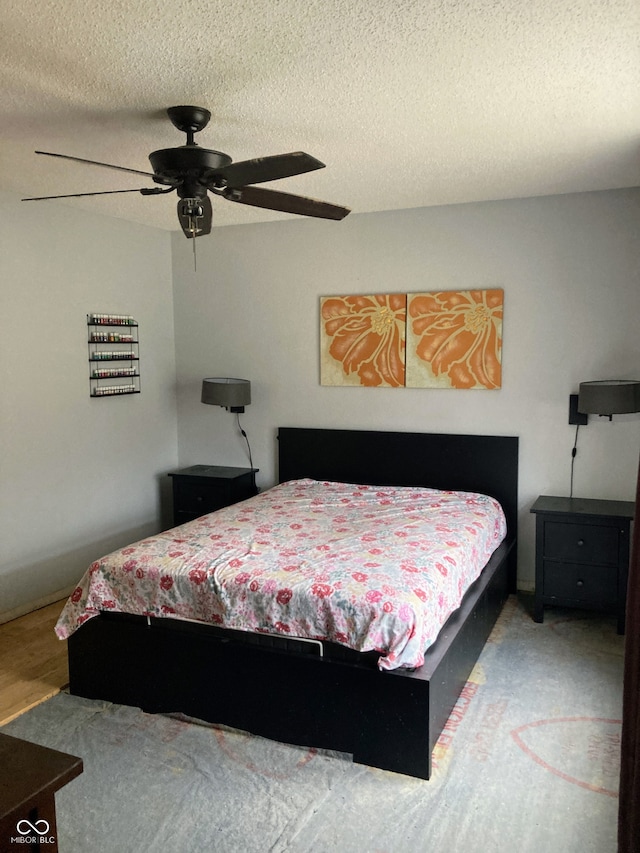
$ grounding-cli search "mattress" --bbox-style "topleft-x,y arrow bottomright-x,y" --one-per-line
56,478 -> 507,671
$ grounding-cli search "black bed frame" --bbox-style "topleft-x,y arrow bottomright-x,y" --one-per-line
67,428 -> 518,779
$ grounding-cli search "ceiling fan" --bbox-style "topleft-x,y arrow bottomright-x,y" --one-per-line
22,105 -> 351,238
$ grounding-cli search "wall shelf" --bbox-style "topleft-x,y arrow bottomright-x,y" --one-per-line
88,313 -> 140,398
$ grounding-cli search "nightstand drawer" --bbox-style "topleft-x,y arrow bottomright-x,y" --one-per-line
175,480 -> 227,514
543,521 -> 619,565
543,561 -> 617,607
168,465 -> 259,527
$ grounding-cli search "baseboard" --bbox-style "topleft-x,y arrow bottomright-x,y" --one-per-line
0,586 -> 74,625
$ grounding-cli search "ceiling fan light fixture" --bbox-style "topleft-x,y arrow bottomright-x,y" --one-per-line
181,199 -> 203,235
177,194 -> 213,240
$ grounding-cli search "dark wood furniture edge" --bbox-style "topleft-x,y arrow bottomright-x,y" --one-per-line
0,733 -> 82,852
0,733 -> 83,818
531,494 -> 635,519
167,465 -> 259,479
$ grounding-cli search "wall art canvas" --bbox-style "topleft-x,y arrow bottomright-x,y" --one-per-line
406,289 -> 503,389
320,294 -> 407,387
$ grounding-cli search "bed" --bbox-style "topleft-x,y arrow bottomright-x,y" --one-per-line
63,427 -> 518,779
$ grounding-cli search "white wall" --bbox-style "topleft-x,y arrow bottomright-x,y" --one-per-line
172,188 -> 640,590
2,187 -> 636,618
0,193 -> 179,621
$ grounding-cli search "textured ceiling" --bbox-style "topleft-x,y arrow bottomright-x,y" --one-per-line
2,0 -> 639,232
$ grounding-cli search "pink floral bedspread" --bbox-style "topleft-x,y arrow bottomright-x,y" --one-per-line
56,479 -> 506,671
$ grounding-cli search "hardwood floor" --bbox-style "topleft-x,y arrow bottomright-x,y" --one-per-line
0,600 -> 69,726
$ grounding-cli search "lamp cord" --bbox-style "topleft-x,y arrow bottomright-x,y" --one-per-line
236,412 -> 254,472
569,424 -> 580,498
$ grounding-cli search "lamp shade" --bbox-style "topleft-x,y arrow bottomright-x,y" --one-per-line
578,380 -> 640,416
201,377 -> 251,411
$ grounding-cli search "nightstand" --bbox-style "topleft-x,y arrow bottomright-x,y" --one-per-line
168,465 -> 258,526
530,495 -> 634,633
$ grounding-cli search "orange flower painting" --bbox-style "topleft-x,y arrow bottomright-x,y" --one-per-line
406,290 -> 503,389
320,294 -> 406,387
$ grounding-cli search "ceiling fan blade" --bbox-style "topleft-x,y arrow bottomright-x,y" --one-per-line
177,195 -> 212,239
223,186 -> 350,220
211,152 -> 325,189
35,150 -> 157,179
22,187 -> 173,201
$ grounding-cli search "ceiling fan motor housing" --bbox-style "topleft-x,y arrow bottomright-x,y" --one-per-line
149,146 -> 232,195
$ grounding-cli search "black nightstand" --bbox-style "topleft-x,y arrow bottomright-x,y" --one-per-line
530,495 -> 634,633
168,465 -> 258,526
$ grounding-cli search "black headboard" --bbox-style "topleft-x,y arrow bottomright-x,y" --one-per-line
277,427 -> 519,542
